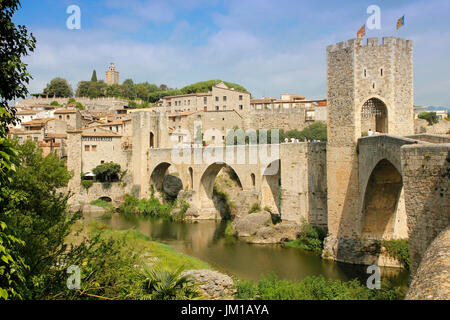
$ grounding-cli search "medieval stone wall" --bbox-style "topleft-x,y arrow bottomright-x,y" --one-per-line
406,226 -> 450,300
401,143 -> 450,274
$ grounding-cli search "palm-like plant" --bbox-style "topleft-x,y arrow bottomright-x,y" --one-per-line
142,265 -> 201,300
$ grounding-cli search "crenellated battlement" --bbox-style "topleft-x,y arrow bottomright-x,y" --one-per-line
327,36 -> 412,53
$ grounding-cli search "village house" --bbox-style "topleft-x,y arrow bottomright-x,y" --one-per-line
157,82 -> 251,114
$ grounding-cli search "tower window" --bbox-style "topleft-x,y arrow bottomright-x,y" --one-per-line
372,83 -> 375,89
380,68 -> 383,77
364,69 -> 367,77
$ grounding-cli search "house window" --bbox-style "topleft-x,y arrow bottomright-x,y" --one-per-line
215,106 -> 219,111
239,95 -> 243,101
101,160 -> 104,164
239,105 -> 243,110
223,96 -> 227,101
203,97 -> 207,104
59,115 -> 62,120
85,145 -> 90,151
215,96 -> 219,102
66,115 -> 70,120
92,145 -> 97,152
212,136 -> 215,141
223,106 -> 226,110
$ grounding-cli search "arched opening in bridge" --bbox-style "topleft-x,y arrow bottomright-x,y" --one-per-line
361,98 -> 388,136
98,196 -> 112,202
150,162 -> 183,201
150,132 -> 155,148
250,173 -> 256,189
199,163 -> 243,219
261,160 -> 281,215
361,159 -> 407,240
188,167 -> 193,190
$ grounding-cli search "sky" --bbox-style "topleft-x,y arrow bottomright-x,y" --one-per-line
13,0 -> 450,106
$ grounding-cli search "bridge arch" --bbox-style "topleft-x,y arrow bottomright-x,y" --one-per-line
360,158 -> 407,240
98,196 -> 112,202
261,159 -> 281,214
149,161 -> 184,200
198,162 -> 243,219
359,97 -> 388,136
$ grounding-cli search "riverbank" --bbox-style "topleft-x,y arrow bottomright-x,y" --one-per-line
73,213 -> 408,300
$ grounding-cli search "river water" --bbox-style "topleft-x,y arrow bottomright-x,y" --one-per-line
96,213 -> 409,286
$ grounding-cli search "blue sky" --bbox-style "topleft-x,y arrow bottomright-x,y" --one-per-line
14,0 -> 450,106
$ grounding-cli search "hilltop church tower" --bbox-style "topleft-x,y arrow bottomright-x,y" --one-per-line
324,37 -> 414,262
106,62 -> 120,85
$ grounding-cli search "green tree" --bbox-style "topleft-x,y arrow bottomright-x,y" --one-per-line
76,80 -> 90,97
106,83 -> 121,97
90,69 -> 97,82
43,77 -> 73,97
0,0 -> 36,300
4,141 -> 73,298
121,79 -> 136,100
92,162 -> 121,182
418,111 -> 439,126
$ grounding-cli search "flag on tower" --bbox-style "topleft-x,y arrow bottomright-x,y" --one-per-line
397,15 -> 405,30
357,24 -> 366,38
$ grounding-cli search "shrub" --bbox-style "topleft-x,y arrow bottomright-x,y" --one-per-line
142,265 -> 200,300
50,100 -> 60,106
248,203 -> 261,214
418,111 -> 439,126
235,273 -> 405,300
92,162 -> 121,182
283,222 -> 326,253
382,239 -> 410,270
224,221 -> 237,237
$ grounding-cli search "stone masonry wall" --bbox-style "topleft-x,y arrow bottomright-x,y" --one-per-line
401,143 -> 450,274
406,226 -> 450,300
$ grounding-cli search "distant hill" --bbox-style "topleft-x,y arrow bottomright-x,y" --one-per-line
427,106 -> 450,112
180,80 -> 248,94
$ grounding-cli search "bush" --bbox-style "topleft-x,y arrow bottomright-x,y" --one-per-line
142,265 -> 200,300
92,162 -> 121,182
235,273 -> 405,300
224,221 -> 236,237
50,100 -> 60,106
418,111 -> 439,126
382,239 -> 410,270
283,222 -> 326,253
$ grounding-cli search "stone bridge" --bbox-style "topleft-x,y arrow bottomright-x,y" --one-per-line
133,142 -> 328,224
325,134 -> 450,271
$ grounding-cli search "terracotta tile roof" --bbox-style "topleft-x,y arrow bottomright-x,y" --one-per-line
168,110 -> 199,117
17,109 -> 37,115
22,118 -> 55,126
81,128 -> 122,137
45,133 -> 67,139
54,108 -> 79,114
39,141 -> 61,147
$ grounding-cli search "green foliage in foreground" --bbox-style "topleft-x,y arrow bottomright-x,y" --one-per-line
142,265 -> 201,300
235,273 -> 406,300
382,239 -> 411,270
283,222 -> 326,254
248,202 -> 261,214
